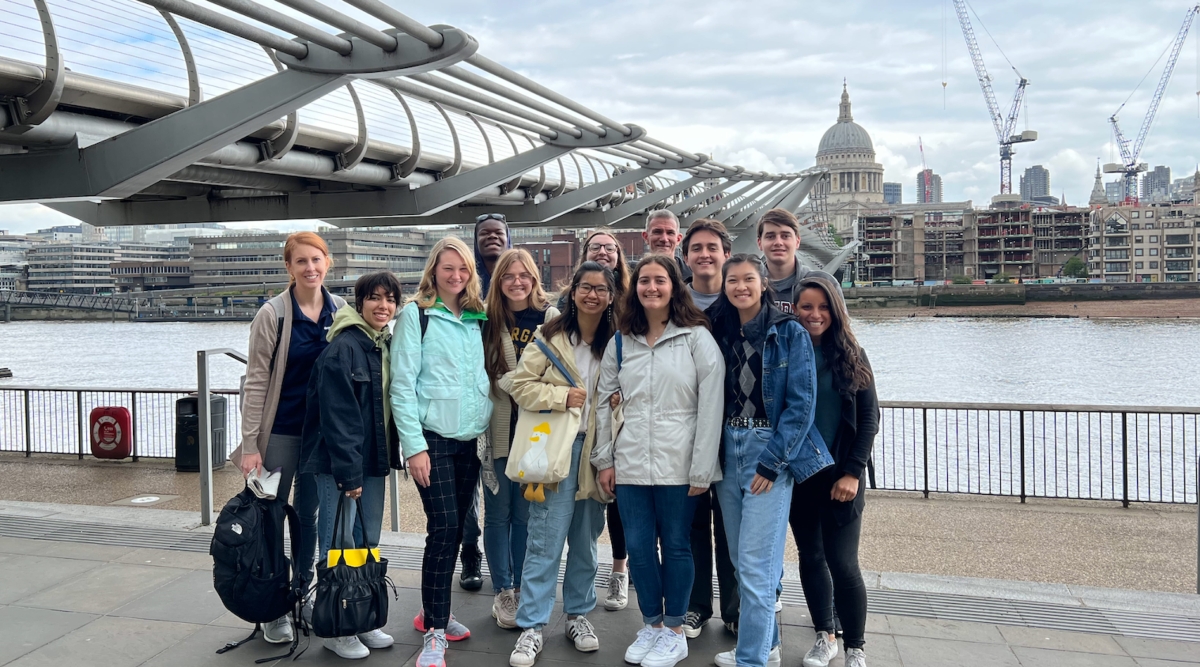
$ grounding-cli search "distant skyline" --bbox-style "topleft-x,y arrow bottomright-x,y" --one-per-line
1,0 -> 1199,234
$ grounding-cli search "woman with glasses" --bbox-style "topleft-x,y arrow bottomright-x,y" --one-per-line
594,255 -> 724,667
505,261 -> 617,667
558,229 -> 633,610
482,249 -> 559,629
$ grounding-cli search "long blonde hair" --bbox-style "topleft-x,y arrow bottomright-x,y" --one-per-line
410,236 -> 485,313
484,249 -> 549,386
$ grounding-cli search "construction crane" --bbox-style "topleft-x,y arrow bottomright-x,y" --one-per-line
1105,4 -> 1200,204
952,0 -> 1037,196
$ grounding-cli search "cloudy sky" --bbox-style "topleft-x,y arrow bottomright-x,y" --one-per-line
2,0 -> 1199,234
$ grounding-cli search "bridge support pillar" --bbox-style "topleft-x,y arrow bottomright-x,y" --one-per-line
2,304 -> 9,323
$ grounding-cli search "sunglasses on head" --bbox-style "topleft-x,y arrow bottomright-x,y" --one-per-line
476,213 -> 507,223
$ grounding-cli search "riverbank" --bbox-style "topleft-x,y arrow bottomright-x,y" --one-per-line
852,297 -> 1200,318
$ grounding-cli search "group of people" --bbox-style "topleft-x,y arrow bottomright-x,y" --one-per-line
235,206 -> 879,667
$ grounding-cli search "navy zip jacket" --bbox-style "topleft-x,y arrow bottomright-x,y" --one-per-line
300,326 -> 399,490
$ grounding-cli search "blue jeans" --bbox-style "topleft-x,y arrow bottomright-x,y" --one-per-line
515,433 -> 605,630
715,426 -> 794,667
315,474 -> 386,562
616,484 -> 697,627
483,456 -> 530,593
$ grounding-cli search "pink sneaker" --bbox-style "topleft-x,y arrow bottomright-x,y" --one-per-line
413,611 -> 471,641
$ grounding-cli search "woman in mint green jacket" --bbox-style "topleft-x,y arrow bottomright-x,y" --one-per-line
390,236 -> 493,667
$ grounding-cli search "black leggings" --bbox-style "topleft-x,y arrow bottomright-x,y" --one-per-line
606,496 -> 627,560
789,471 -> 867,650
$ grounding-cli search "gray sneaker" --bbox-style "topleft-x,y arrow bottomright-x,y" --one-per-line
802,631 -> 839,667
493,589 -> 519,629
417,630 -> 448,667
262,615 -> 293,644
604,571 -> 629,611
845,647 -> 866,667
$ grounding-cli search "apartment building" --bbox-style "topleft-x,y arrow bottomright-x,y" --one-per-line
26,243 -> 119,293
853,204 -> 1086,283
1087,204 -> 1200,282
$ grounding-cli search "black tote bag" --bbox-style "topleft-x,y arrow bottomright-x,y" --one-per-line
311,495 -> 392,638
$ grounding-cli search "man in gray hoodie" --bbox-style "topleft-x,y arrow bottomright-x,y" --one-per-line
756,208 -> 820,314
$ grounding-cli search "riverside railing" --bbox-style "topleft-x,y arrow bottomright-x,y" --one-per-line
873,401 -> 1199,505
1,392 -> 1195,506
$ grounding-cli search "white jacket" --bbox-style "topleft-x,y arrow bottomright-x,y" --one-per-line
593,322 -> 725,487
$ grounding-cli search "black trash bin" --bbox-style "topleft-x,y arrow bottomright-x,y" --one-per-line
175,394 -> 227,472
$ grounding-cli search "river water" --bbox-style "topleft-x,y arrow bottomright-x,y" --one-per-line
2,317 -> 1198,407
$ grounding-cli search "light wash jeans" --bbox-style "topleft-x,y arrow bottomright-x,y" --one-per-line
715,426 -> 793,667
315,474 -> 386,562
483,456 -> 530,593
514,433 -> 605,630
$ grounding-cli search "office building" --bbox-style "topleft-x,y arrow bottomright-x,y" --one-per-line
1141,165 -> 1171,202
916,169 -> 943,204
883,182 -> 902,205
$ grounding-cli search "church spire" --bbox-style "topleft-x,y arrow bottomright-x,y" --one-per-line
1088,159 -> 1106,206
838,81 -> 853,123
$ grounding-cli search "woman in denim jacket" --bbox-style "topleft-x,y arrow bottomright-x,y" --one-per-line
708,254 -> 834,667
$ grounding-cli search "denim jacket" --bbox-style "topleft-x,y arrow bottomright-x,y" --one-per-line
720,304 -> 834,485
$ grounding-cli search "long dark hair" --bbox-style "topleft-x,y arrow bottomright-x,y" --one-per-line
620,254 -> 709,336
708,253 -> 771,347
797,274 -> 873,393
540,262 -> 617,360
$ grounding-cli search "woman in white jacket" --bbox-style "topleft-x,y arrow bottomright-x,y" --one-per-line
593,254 -> 725,667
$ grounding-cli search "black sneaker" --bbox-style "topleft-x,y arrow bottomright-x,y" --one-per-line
682,611 -> 705,639
459,545 -> 484,591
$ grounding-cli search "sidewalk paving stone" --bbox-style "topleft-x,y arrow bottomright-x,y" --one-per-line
998,624 -> 1129,655
0,606 -> 96,664
5,616 -> 198,667
0,554 -> 101,604
893,635 -> 1021,666
1116,636 -> 1200,662
1010,645 -> 1139,667
110,569 -> 229,625
16,562 -> 187,614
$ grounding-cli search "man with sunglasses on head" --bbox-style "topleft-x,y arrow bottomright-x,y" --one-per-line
456,212 -> 513,593
475,213 -> 512,296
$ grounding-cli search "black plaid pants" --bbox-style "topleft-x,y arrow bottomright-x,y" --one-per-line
417,431 -> 481,630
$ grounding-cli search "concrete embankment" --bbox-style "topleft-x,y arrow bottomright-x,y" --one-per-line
847,283 -> 1200,318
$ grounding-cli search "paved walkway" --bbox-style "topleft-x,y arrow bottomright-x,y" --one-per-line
1,453 -> 1196,592
1,501 -> 1198,667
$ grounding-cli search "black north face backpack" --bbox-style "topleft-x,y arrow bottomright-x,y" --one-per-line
211,486 -> 305,661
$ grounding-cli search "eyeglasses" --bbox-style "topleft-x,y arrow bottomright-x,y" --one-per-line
501,273 -> 534,284
476,213 -> 507,223
587,243 -> 618,254
576,283 -> 611,296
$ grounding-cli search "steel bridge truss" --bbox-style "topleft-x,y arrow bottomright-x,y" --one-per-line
0,0 -> 852,270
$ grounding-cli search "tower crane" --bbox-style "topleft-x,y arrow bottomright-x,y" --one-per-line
952,0 -> 1037,196
1105,4 -> 1200,204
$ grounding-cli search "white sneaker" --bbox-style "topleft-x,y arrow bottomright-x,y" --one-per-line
775,598 -> 783,613
566,615 -> 599,652
605,571 -> 629,611
802,631 -> 839,667
493,588 -> 519,629
641,629 -> 688,667
357,628 -> 394,649
624,625 -> 661,664
509,628 -> 543,667
845,647 -> 866,667
715,645 -> 782,667
262,615 -> 293,644
324,635 -> 370,660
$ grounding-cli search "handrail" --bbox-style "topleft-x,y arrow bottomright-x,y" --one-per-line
878,400 -> 1200,415
197,348 -> 247,526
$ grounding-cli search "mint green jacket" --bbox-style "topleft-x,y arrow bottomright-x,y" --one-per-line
389,301 -> 493,459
